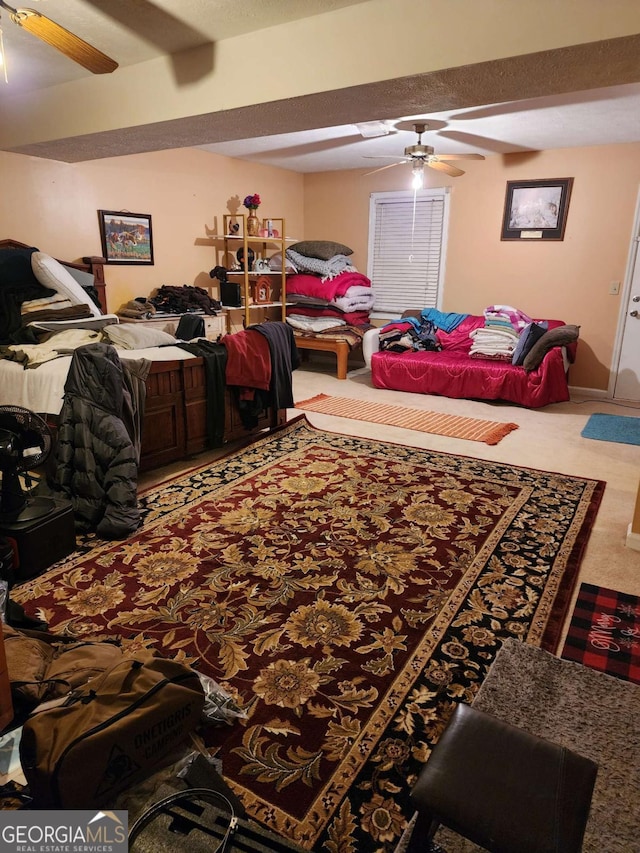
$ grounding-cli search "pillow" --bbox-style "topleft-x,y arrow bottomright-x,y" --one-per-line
103,323 -> 177,350
62,264 -> 102,311
511,321 -> 548,366
31,252 -> 101,317
62,264 -> 95,290
288,240 -> 353,260
522,324 -> 580,371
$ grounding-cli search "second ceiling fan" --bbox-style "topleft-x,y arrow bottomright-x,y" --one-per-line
364,122 -> 484,186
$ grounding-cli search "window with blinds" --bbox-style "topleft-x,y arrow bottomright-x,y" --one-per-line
367,188 -> 450,316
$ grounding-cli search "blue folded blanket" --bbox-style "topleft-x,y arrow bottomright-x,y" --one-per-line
421,308 -> 468,332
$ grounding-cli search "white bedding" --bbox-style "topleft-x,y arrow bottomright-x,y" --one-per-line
1,345 -> 197,415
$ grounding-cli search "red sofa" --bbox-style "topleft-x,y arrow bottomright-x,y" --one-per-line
363,315 -> 576,408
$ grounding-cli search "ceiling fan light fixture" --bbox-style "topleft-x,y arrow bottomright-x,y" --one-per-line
411,161 -> 424,190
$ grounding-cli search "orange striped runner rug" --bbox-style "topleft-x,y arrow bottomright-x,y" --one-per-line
295,394 -> 519,445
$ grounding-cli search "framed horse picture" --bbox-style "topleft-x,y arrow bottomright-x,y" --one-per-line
98,210 -> 154,264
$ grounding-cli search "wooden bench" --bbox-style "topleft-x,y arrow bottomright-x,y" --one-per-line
294,335 -> 351,380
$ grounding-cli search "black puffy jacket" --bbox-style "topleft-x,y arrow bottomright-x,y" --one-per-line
54,343 -> 141,539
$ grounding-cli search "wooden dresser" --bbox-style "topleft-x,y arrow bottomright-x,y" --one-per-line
120,313 -> 227,340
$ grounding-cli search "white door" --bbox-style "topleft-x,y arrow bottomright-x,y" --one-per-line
613,220 -> 640,401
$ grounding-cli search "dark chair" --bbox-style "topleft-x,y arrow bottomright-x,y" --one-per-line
407,703 -> 598,853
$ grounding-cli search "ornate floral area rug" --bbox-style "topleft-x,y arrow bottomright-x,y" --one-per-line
14,416 -> 605,852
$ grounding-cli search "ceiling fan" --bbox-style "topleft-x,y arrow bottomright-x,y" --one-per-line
0,0 -> 118,74
364,122 -> 485,186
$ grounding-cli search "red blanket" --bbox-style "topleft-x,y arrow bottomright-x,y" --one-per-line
222,329 -> 271,390
287,271 -> 371,300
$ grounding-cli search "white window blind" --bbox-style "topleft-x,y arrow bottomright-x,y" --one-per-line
367,189 -> 450,315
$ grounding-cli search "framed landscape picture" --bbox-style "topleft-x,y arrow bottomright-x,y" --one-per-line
98,210 -> 154,264
501,178 -> 573,241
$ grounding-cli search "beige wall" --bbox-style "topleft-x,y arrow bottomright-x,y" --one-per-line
0,149 -> 304,313
304,143 -> 640,391
2,142 -> 638,392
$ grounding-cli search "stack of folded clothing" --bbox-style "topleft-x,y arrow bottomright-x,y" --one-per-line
469,325 -> 520,360
469,304 -> 533,361
21,296 -> 93,325
484,304 -> 533,333
283,240 -> 374,328
117,298 -> 156,320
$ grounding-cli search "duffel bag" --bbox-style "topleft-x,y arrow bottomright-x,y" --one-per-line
3,624 -> 124,713
19,653 -> 205,809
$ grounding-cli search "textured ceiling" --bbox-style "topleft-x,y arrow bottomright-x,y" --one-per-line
197,82 -> 640,173
2,1 -> 640,169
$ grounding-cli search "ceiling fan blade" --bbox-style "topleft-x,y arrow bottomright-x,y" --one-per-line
428,160 -> 465,177
7,6 -> 118,73
363,162 -> 404,177
437,153 -> 486,161
438,130 -> 521,154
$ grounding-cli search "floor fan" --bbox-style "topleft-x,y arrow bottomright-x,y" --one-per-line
0,405 -> 55,523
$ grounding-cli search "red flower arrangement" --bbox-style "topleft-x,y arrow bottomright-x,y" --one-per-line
243,194 -> 261,211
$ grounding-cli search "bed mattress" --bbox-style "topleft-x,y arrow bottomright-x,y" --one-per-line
1,346 -> 196,415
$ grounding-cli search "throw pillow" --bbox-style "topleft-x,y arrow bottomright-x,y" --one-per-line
522,324 -> 580,371
288,240 -> 353,260
103,323 -> 178,350
511,321 -> 548,366
31,252 -> 102,317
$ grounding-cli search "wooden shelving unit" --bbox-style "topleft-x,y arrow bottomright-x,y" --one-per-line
221,214 -> 294,328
